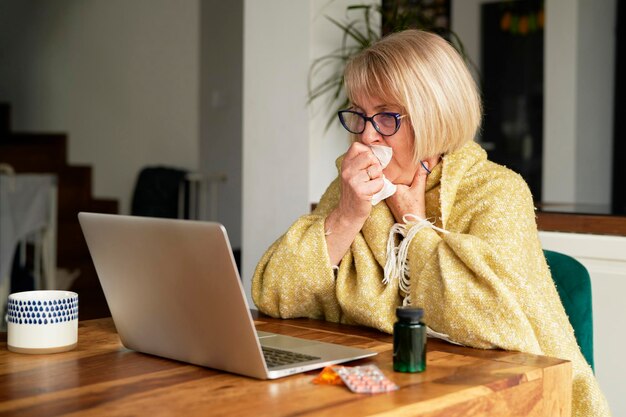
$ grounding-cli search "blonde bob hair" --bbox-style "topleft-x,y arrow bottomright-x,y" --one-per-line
344,29 -> 482,162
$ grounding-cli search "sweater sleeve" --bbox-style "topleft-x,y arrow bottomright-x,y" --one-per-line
406,171 -> 551,352
251,178 -> 342,322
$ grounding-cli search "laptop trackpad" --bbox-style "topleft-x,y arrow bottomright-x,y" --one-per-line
258,332 -> 320,350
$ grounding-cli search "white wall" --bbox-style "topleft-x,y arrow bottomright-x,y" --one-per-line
572,0 -> 615,206
452,0 -> 616,208
450,0 -> 483,82
540,231 -> 626,416
242,0 -> 311,302
542,0 -> 578,203
544,0 -> 615,206
199,0 -> 243,249
0,0 -> 200,214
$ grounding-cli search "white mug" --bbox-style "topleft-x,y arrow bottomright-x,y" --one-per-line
6,290 -> 78,354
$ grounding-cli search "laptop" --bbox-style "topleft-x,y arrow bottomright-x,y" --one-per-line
78,212 -> 376,379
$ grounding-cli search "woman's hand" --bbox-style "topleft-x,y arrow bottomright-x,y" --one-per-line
337,142 -> 385,223
386,159 -> 432,223
324,142 -> 384,266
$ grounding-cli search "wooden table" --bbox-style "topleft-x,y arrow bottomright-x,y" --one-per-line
0,315 -> 572,416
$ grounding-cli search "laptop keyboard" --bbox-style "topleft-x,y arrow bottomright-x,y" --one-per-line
262,346 -> 320,368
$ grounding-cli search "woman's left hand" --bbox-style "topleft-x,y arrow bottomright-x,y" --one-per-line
386,160 -> 431,223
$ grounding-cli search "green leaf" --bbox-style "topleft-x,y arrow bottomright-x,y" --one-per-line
325,16 -> 369,48
309,2 -> 477,133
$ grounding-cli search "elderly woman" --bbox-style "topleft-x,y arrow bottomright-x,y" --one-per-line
252,30 -> 609,416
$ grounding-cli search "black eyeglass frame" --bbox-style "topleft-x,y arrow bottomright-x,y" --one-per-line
337,110 -> 406,137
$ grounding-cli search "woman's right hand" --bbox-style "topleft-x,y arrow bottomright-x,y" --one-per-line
337,142 -> 385,223
324,143 -> 384,266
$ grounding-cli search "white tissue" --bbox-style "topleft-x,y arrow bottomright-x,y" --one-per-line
370,145 -> 397,205
370,145 -> 392,168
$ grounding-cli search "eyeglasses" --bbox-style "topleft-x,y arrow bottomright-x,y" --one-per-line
337,110 -> 406,136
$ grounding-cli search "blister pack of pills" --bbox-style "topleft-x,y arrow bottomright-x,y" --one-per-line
332,364 -> 399,394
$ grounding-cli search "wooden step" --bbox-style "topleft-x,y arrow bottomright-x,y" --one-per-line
56,166 -> 95,219
0,133 -> 68,170
89,198 -> 118,215
0,109 -> 118,319
56,221 -> 88,267
0,103 -> 9,133
56,199 -> 118,267
70,259 -> 111,319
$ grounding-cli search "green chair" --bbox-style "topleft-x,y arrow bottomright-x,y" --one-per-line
544,250 -> 594,371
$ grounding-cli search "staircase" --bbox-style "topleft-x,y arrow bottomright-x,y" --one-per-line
0,103 -> 116,319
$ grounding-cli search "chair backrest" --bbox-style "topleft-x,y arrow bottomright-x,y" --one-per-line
544,249 -> 594,371
131,166 -> 187,219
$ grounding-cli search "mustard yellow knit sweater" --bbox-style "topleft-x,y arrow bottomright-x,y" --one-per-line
252,141 -> 610,416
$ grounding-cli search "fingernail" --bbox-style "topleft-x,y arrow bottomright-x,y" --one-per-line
420,160 -> 431,174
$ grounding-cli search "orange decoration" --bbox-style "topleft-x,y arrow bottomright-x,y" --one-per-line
538,9 -> 545,28
500,12 -> 512,31
519,15 -> 529,35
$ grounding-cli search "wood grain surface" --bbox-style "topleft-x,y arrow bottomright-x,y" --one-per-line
0,315 -> 572,417
536,211 -> 626,236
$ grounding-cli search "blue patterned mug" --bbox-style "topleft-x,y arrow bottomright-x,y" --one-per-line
6,290 -> 78,354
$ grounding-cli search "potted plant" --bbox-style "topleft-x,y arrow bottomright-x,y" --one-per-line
308,2 -> 473,129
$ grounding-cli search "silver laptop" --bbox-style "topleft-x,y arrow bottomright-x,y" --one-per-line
78,212 -> 376,379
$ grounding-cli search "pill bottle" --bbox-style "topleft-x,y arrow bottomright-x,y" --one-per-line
393,306 -> 426,373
